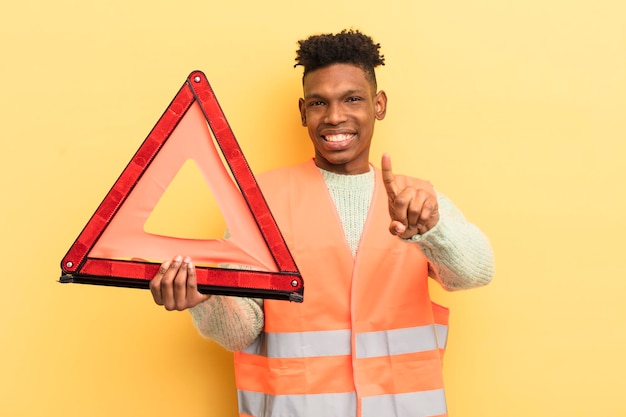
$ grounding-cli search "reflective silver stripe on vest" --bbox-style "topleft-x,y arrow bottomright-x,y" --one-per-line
435,324 -> 448,350
238,390 -> 357,417
361,389 -> 447,417
243,324 -> 448,359
356,325 -> 446,359
242,329 -> 352,358
239,390 -> 445,417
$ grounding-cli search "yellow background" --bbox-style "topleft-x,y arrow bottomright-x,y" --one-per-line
2,0 -> 625,416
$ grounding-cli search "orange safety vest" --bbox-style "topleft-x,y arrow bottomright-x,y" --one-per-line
234,159 -> 450,417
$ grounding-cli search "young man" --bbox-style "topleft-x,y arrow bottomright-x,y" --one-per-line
150,29 -> 494,417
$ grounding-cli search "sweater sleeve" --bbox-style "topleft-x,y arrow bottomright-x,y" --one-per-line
410,193 -> 495,291
188,296 -> 264,352
187,226 -> 265,352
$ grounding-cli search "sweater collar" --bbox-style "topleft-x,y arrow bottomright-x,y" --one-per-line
317,166 -> 374,189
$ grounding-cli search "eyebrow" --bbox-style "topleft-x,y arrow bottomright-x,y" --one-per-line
304,88 -> 368,100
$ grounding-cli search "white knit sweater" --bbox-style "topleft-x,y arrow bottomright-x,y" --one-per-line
189,167 -> 494,351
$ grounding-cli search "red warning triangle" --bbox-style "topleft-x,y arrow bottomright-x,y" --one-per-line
60,71 -> 303,302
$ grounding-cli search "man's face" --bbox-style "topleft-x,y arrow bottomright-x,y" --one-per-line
299,63 -> 387,175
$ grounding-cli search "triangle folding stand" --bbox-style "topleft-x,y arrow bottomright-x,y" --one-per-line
60,71 -> 303,302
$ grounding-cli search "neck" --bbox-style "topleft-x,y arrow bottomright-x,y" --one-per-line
313,158 -> 371,175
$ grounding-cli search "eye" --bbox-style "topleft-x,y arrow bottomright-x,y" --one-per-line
308,100 -> 325,107
346,96 -> 362,103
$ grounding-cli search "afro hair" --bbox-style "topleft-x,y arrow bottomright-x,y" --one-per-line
295,29 -> 385,87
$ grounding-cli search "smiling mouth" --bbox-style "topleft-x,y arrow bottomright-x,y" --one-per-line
323,133 -> 355,142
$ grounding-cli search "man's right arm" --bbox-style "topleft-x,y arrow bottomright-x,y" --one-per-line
149,256 -> 264,352
189,296 -> 264,352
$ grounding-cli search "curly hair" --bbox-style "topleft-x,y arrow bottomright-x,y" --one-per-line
295,29 -> 385,87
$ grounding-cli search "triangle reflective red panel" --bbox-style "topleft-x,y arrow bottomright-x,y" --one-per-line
60,71 -> 303,302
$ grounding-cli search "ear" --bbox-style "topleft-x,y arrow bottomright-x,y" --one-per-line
298,98 -> 307,126
374,90 -> 387,120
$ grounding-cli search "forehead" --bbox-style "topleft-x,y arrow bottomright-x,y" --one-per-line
303,63 -> 373,97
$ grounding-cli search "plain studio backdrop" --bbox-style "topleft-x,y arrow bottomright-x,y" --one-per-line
1,1 -> 625,416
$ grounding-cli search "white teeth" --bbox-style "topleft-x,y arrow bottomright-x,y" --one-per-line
325,134 -> 353,142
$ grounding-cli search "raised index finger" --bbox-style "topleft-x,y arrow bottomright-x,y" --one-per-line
381,153 -> 399,200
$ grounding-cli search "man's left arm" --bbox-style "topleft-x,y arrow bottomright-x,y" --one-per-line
409,193 -> 495,291
381,153 -> 494,290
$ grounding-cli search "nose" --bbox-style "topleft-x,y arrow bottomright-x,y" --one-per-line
324,102 -> 347,125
